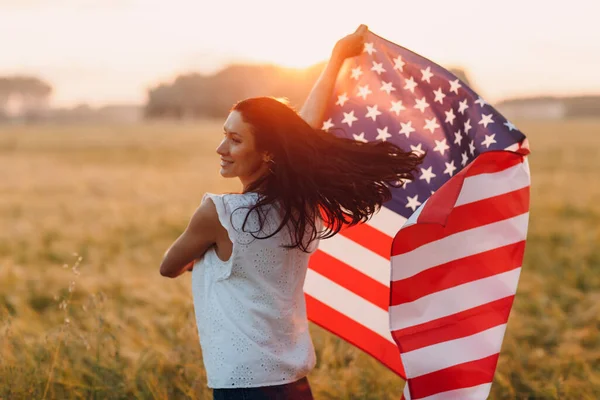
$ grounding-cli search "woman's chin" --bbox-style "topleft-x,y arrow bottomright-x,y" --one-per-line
219,168 -> 236,178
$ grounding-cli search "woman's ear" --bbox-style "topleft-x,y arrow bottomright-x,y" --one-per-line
262,152 -> 274,163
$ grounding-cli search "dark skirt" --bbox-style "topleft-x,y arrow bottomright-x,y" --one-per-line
212,376 -> 314,400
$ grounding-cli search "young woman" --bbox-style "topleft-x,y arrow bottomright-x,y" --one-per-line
160,25 -> 424,400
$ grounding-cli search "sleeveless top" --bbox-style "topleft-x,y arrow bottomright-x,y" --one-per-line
191,192 -> 320,388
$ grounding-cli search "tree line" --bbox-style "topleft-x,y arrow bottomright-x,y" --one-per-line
144,64 -> 474,119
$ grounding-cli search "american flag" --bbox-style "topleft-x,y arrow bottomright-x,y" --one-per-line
304,30 -> 530,399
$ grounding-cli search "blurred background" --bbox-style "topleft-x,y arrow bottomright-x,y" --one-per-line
1,1 -> 599,399
2,0 -> 600,121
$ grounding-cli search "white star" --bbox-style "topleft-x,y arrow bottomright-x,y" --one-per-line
433,139 -> 450,156
504,120 -> 517,131
469,140 -> 476,155
419,166 -> 437,184
376,126 -> 391,142
449,79 -> 462,94
365,105 -> 382,121
321,118 -> 333,131
421,66 -> 434,83
454,129 -> 463,145
390,100 -> 406,115
464,119 -> 472,135
444,108 -> 456,125
380,81 -> 396,95
336,93 -> 349,106
475,97 -> 487,107
414,97 -> 429,113
371,61 -> 386,75
461,151 -> 469,166
433,87 -> 446,104
321,118 -> 334,131
351,66 -> 363,80
406,194 -> 422,212
357,84 -> 372,100
399,121 -> 416,138
364,42 -> 376,55
479,113 -> 494,128
444,160 -> 457,177
353,132 -> 368,143
404,76 -> 418,93
424,117 -> 440,134
341,111 -> 358,127
457,99 -> 469,114
410,143 -> 425,155
401,180 -> 410,189
482,133 -> 497,148
393,55 -> 405,71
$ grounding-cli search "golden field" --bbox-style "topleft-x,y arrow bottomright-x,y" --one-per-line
0,119 -> 599,399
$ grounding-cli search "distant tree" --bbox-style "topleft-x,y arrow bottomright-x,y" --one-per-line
0,75 -> 52,119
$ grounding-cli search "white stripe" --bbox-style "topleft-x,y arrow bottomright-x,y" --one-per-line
416,383 -> 493,400
318,234 -> 390,287
504,142 -> 520,152
456,161 -> 530,206
401,324 -> 507,378
403,382 -> 412,400
392,212 -> 529,281
367,205 -> 407,237
390,268 -> 521,331
303,269 -> 395,343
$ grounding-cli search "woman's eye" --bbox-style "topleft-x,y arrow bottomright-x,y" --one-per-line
224,132 -> 240,143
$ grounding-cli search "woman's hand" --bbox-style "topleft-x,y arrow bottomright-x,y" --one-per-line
299,24 -> 369,129
332,24 -> 369,62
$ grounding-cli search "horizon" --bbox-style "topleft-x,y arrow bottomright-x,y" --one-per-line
1,0 -> 599,108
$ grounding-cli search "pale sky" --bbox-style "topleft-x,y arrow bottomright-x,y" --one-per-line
1,0 -> 599,107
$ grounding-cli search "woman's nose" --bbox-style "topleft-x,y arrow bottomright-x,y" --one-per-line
216,139 -> 227,155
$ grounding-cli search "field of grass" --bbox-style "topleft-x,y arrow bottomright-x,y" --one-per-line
0,119 -> 599,399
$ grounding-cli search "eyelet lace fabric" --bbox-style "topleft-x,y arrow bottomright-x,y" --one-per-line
191,192 -> 320,388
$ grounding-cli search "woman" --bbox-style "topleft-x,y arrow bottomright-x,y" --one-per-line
159,25 -> 424,400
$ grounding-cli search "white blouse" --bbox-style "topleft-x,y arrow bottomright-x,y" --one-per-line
191,192 -> 320,388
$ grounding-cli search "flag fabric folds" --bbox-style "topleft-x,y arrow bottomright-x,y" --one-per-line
305,29 -> 530,399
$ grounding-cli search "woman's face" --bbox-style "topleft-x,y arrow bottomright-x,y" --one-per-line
216,110 -> 269,186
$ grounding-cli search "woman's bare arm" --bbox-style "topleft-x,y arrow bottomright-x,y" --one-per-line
299,24 -> 368,129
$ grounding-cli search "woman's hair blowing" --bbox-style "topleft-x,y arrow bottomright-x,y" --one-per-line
232,96 -> 425,252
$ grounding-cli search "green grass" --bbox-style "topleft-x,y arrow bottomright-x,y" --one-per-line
0,119 -> 599,399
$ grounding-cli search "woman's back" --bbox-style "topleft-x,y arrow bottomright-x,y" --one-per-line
192,192 -> 320,389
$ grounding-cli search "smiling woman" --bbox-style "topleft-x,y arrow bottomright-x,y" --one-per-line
159,25 -> 424,400
217,111 -> 271,189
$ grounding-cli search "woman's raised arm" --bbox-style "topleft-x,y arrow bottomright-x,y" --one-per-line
299,24 -> 368,129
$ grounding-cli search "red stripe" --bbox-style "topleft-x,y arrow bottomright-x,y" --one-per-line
391,241 -> 525,306
417,162 -> 465,226
305,294 -> 407,379
339,223 -> 393,259
464,151 -> 525,177
392,296 -> 515,352
392,186 -> 529,256
309,250 -> 389,310
407,354 -> 499,399
415,151 -> 526,226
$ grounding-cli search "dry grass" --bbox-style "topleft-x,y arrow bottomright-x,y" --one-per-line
0,119 -> 599,399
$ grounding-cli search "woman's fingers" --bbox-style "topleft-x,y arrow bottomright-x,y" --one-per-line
356,24 -> 368,35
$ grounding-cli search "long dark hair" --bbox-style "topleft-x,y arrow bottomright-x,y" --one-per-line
231,96 -> 424,252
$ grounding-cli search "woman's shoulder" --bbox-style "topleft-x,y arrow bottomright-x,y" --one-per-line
202,192 -> 259,209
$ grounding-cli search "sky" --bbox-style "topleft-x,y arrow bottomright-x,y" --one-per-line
1,0 -> 599,107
